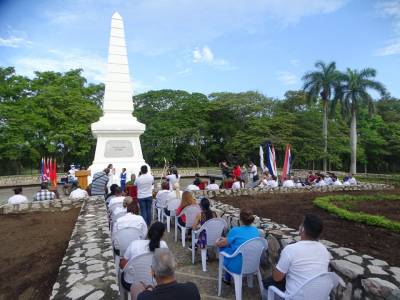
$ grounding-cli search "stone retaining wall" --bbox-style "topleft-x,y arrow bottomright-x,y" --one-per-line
192,182 -> 394,199
205,196 -> 400,299
0,198 -> 83,214
51,196 -> 119,300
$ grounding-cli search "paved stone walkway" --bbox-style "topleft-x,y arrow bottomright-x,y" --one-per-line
166,228 -> 267,300
51,197 -> 119,300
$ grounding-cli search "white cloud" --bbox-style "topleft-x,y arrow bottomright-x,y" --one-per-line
177,68 -> 191,76
192,46 -> 235,70
132,78 -> 152,95
375,0 -> 400,56
0,36 -> 32,48
276,71 -> 298,85
48,12 -> 79,24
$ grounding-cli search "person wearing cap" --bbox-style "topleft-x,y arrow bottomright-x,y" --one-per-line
8,186 -> 29,205
113,196 -> 148,238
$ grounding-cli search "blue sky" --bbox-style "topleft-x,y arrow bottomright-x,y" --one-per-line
0,0 -> 399,98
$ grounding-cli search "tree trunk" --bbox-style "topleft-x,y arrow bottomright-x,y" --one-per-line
350,108 -> 357,174
322,100 -> 328,172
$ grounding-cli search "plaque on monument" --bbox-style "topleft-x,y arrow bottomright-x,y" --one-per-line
104,140 -> 134,157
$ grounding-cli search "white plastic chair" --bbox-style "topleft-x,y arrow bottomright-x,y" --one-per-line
218,237 -> 267,300
112,227 -> 144,257
120,252 -> 154,300
175,204 -> 201,247
267,272 -> 344,300
162,209 -> 176,233
191,218 -> 227,271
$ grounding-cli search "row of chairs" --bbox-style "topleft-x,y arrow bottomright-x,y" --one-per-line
109,199 -> 343,300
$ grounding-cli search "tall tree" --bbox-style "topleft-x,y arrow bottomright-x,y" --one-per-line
337,68 -> 386,174
302,61 -> 341,172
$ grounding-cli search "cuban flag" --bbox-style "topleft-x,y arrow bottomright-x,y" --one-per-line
266,143 -> 277,177
281,144 -> 292,182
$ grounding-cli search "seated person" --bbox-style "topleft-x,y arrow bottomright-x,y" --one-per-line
266,175 -> 278,188
133,248 -> 200,300
324,174 -> 333,185
205,178 -> 220,190
295,177 -> 303,187
112,197 -> 147,238
164,183 -> 182,216
186,179 -> 201,191
259,174 -> 270,188
176,191 -> 198,227
347,174 -> 357,185
315,175 -> 326,187
306,171 -> 316,185
263,214 -> 331,297
8,186 -> 28,205
108,186 -> 125,211
105,184 -> 119,203
191,197 -> 217,250
33,182 -> 56,201
282,175 -> 295,188
332,175 -> 343,186
231,177 -> 243,191
215,209 -> 260,284
119,222 -> 168,292
155,181 -> 170,209
69,182 -> 89,199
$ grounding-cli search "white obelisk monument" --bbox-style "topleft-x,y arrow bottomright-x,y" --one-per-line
89,12 -> 147,178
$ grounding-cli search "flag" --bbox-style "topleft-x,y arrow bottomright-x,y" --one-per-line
281,144 -> 292,182
46,157 -> 50,180
266,143 -> 278,177
52,159 -> 57,187
42,157 -> 49,182
259,145 -> 265,172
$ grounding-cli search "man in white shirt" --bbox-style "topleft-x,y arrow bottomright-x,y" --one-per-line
135,165 -> 154,225
248,162 -> 258,182
8,186 -> 29,205
231,178 -> 242,191
166,169 -> 180,190
266,176 -> 279,188
69,182 -> 89,199
263,214 -> 331,297
206,178 -> 220,190
112,196 -> 147,238
348,174 -> 357,185
155,182 -> 170,209
282,176 -> 295,188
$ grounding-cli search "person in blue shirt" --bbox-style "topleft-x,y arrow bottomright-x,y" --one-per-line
120,167 -> 127,192
216,208 -> 260,284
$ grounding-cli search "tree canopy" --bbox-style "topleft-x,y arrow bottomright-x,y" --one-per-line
0,66 -> 399,175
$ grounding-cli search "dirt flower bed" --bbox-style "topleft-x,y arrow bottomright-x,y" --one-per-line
217,189 -> 400,266
0,208 -> 80,300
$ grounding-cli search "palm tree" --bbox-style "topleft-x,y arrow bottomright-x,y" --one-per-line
302,61 -> 341,172
337,68 -> 386,174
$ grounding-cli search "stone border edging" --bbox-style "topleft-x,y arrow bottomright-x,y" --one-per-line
51,196 -> 119,300
0,199 -> 84,214
200,187 -> 400,300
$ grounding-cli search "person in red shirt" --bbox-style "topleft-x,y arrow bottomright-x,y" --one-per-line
232,164 -> 241,180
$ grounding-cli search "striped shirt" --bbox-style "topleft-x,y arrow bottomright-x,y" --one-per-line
91,171 -> 109,196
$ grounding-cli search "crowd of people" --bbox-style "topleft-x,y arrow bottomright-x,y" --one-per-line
4,162 -> 342,298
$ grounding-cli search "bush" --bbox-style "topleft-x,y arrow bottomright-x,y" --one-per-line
313,194 -> 400,232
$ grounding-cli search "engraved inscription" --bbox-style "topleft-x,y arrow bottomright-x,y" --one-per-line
104,140 -> 134,157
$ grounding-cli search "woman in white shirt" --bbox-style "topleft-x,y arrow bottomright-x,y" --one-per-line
164,182 -> 182,216
155,181 -> 170,209
232,178 -> 244,191
8,186 -> 28,205
119,221 -> 168,290
112,197 -> 147,238
166,169 -> 180,190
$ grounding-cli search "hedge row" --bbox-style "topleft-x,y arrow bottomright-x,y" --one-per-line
313,194 -> 400,232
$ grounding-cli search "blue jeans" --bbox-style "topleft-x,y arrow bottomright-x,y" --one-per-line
139,196 -> 153,225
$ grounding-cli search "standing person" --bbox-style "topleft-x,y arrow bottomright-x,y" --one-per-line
120,168 -> 127,192
248,162 -> 258,183
232,164 -> 241,180
33,182 -> 56,201
8,186 -> 28,204
220,161 -> 231,179
135,165 -> 154,226
240,164 -> 248,184
166,169 -> 180,190
91,168 -> 110,197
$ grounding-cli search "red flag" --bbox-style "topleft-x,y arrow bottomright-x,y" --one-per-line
52,159 -> 57,187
